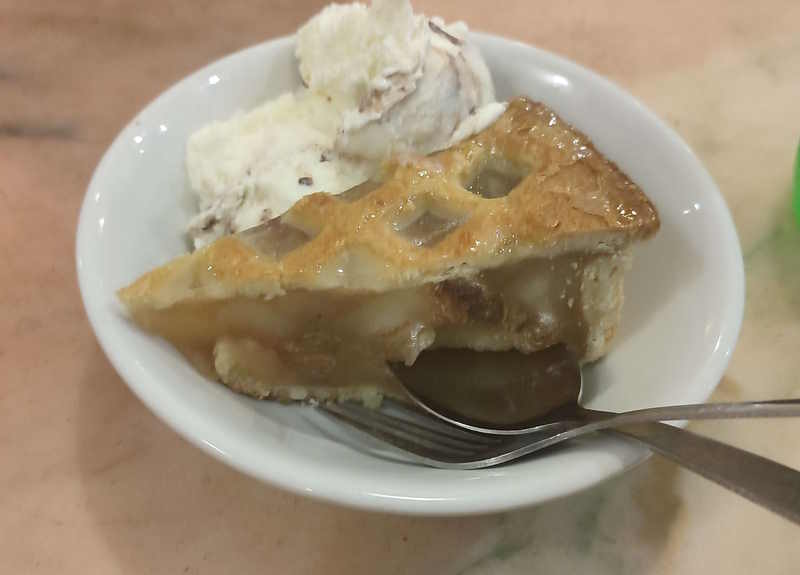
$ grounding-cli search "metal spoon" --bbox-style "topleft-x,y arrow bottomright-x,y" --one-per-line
389,345 -> 800,523
389,345 -> 800,434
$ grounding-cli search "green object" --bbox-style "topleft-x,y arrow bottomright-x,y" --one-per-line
794,141 -> 800,227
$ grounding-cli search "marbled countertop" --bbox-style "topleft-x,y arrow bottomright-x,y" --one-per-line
2,1 -> 799,573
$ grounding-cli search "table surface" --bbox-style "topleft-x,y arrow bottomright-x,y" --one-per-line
3,1 -> 799,573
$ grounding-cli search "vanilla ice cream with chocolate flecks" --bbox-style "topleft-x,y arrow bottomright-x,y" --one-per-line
186,0 -> 505,249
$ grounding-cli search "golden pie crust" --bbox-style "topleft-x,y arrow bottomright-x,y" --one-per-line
119,97 -> 659,404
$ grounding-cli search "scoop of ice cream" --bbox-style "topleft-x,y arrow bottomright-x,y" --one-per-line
296,0 -> 429,129
336,16 -> 502,160
185,92 -> 371,248
298,1 -> 500,160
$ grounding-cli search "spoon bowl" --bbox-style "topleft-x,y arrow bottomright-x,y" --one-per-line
390,345 -> 583,434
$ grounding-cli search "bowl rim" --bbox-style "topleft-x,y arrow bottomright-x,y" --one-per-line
76,31 -> 745,515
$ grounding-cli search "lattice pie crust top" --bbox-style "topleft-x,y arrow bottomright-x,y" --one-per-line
119,97 -> 659,405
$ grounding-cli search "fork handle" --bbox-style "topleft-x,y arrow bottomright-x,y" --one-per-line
614,422 -> 800,525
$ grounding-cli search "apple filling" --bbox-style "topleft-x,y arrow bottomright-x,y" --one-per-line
128,250 -> 629,404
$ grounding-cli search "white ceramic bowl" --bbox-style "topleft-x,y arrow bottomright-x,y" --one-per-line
76,33 -> 744,515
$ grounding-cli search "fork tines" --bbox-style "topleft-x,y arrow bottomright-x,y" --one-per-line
319,398 -> 506,466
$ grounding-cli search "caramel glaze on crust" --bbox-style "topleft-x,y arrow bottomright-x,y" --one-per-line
119,97 -> 659,311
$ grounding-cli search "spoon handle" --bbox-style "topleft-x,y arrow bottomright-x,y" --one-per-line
584,398 -> 800,425
614,422 -> 800,525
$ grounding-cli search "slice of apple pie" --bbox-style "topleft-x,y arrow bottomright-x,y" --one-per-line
119,97 -> 659,405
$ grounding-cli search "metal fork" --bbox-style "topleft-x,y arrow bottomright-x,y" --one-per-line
319,398 -> 800,524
